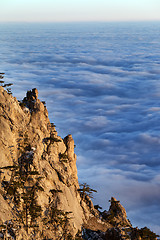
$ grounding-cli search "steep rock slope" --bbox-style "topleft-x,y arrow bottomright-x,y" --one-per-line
0,87 -> 105,239
0,86 -> 158,240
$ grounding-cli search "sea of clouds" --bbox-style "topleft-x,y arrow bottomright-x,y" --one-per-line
0,21 -> 160,234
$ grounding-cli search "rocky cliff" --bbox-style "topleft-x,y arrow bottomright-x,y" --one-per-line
0,86 -> 158,240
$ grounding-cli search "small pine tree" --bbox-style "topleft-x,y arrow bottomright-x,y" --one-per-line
78,183 -> 97,199
0,73 -> 13,94
1,144 -> 43,235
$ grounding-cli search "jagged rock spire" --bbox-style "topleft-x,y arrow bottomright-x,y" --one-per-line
109,197 -> 131,227
26,88 -> 38,101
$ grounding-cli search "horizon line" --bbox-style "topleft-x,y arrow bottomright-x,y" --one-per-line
0,19 -> 160,24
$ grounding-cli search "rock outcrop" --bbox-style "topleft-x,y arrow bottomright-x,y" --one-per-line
0,86 -> 100,239
108,197 -> 131,227
0,86 -> 158,240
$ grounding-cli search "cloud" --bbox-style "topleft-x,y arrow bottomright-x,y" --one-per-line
1,22 -> 160,234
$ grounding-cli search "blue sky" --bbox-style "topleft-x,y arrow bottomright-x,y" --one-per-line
1,0 -> 160,22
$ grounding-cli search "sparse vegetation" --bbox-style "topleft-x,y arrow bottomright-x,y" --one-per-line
78,183 -> 97,199
19,101 -> 26,109
94,204 -> 102,210
0,221 -> 16,239
139,227 -> 159,240
50,123 -> 56,128
0,73 -> 13,95
0,144 -> 43,235
42,101 -> 46,106
43,136 -> 61,144
43,196 -> 73,239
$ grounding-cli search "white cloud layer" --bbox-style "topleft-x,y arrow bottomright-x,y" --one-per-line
0,22 -> 160,234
